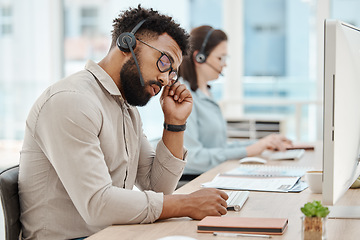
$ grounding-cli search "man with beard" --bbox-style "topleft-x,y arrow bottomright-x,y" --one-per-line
18,5 -> 228,240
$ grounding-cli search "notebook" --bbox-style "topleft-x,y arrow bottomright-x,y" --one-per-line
286,144 -> 315,151
197,216 -> 288,235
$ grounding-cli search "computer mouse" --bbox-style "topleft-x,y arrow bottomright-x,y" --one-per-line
239,157 -> 267,164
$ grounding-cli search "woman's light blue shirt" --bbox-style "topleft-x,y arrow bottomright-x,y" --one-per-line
183,86 -> 254,174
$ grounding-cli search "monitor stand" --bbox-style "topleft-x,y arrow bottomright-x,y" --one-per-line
327,206 -> 360,219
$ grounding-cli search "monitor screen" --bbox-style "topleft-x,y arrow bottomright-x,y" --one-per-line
322,19 -> 360,217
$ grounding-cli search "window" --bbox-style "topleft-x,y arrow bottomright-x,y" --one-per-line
0,5 -> 12,36
331,0 -> 360,27
1,0 -> 360,145
244,0 -> 286,77
80,7 -> 98,36
238,0 -> 317,141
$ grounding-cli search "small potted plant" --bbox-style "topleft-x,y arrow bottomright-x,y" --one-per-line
301,200 -> 330,240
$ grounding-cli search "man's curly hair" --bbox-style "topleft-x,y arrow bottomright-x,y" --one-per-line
111,5 -> 189,56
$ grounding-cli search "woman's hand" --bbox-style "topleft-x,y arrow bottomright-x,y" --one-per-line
246,134 -> 293,156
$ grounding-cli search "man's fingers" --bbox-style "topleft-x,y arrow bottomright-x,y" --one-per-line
218,205 -> 228,215
161,85 -> 170,99
219,190 -> 229,200
171,84 -> 189,102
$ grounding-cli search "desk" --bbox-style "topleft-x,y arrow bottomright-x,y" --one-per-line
87,144 -> 360,240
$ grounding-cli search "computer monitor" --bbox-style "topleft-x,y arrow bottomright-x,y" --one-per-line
322,19 -> 360,218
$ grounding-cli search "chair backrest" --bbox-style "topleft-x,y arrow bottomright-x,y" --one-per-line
0,165 -> 21,240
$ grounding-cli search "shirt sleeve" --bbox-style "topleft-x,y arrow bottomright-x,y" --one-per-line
227,139 -> 257,148
33,91 -> 164,226
136,136 -> 187,194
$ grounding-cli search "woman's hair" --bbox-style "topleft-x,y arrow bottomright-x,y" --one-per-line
111,5 -> 189,56
178,25 -> 227,91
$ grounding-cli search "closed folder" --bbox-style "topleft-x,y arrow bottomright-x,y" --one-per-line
286,144 -> 315,150
197,216 -> 288,235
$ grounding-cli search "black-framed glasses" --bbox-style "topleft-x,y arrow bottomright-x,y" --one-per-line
137,38 -> 178,86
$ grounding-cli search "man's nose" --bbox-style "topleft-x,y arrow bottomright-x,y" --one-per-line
158,72 -> 170,86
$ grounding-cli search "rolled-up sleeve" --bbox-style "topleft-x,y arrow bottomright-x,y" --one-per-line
136,137 -> 187,195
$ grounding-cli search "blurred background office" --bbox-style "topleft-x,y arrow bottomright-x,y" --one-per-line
0,0 -> 359,239
1,0 -> 360,165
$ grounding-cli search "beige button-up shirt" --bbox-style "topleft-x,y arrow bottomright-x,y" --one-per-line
19,60 -> 187,239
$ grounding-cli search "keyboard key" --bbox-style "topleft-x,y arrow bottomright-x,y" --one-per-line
226,191 -> 249,211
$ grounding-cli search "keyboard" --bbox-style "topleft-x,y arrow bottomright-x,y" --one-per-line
226,191 -> 250,212
268,149 -> 305,160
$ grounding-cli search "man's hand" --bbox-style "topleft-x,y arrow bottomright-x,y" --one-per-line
246,133 -> 293,156
160,83 -> 193,125
159,188 -> 228,220
183,188 -> 229,219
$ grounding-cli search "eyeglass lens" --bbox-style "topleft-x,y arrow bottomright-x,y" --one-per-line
157,54 -> 178,86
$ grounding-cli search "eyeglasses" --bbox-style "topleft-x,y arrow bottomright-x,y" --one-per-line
137,38 -> 178,86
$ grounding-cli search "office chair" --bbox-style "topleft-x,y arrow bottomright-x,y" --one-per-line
0,165 -> 21,240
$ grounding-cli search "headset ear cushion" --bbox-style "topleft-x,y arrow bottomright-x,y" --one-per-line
195,52 -> 206,63
117,32 -> 137,52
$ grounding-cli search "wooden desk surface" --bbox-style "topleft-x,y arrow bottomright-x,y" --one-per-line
87,144 -> 360,240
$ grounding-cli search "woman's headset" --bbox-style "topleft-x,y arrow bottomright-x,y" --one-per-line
195,28 -> 215,63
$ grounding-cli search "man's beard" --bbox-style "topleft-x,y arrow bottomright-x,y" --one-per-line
120,56 -> 162,106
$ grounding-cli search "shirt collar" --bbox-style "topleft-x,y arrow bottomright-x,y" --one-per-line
85,60 -> 122,97
195,87 -> 213,101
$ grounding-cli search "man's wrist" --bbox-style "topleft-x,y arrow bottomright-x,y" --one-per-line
163,122 -> 186,132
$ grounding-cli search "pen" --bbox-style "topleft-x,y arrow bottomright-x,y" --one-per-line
213,232 -> 272,238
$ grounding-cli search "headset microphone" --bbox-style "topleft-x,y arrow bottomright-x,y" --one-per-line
125,38 -> 145,86
116,19 -> 147,86
205,62 -> 223,76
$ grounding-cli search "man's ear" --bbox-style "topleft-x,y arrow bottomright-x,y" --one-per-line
120,48 -> 132,58
108,46 -> 131,67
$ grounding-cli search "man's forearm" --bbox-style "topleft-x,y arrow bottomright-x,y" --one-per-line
162,130 -> 184,159
158,194 -> 187,219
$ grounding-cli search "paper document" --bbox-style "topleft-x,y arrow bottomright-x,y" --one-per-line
288,180 -> 308,192
223,165 -> 311,177
202,174 -> 301,192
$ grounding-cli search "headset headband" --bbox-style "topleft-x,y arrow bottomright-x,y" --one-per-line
131,19 -> 147,34
199,28 -> 215,56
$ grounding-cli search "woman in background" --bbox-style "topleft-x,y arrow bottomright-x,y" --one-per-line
178,25 -> 292,177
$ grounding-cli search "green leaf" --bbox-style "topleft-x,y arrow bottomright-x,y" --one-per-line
300,200 -> 330,217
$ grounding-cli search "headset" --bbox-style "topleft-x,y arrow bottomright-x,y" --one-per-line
195,28 -> 215,63
116,19 -> 147,86
195,28 -> 223,76
117,19 -> 147,52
